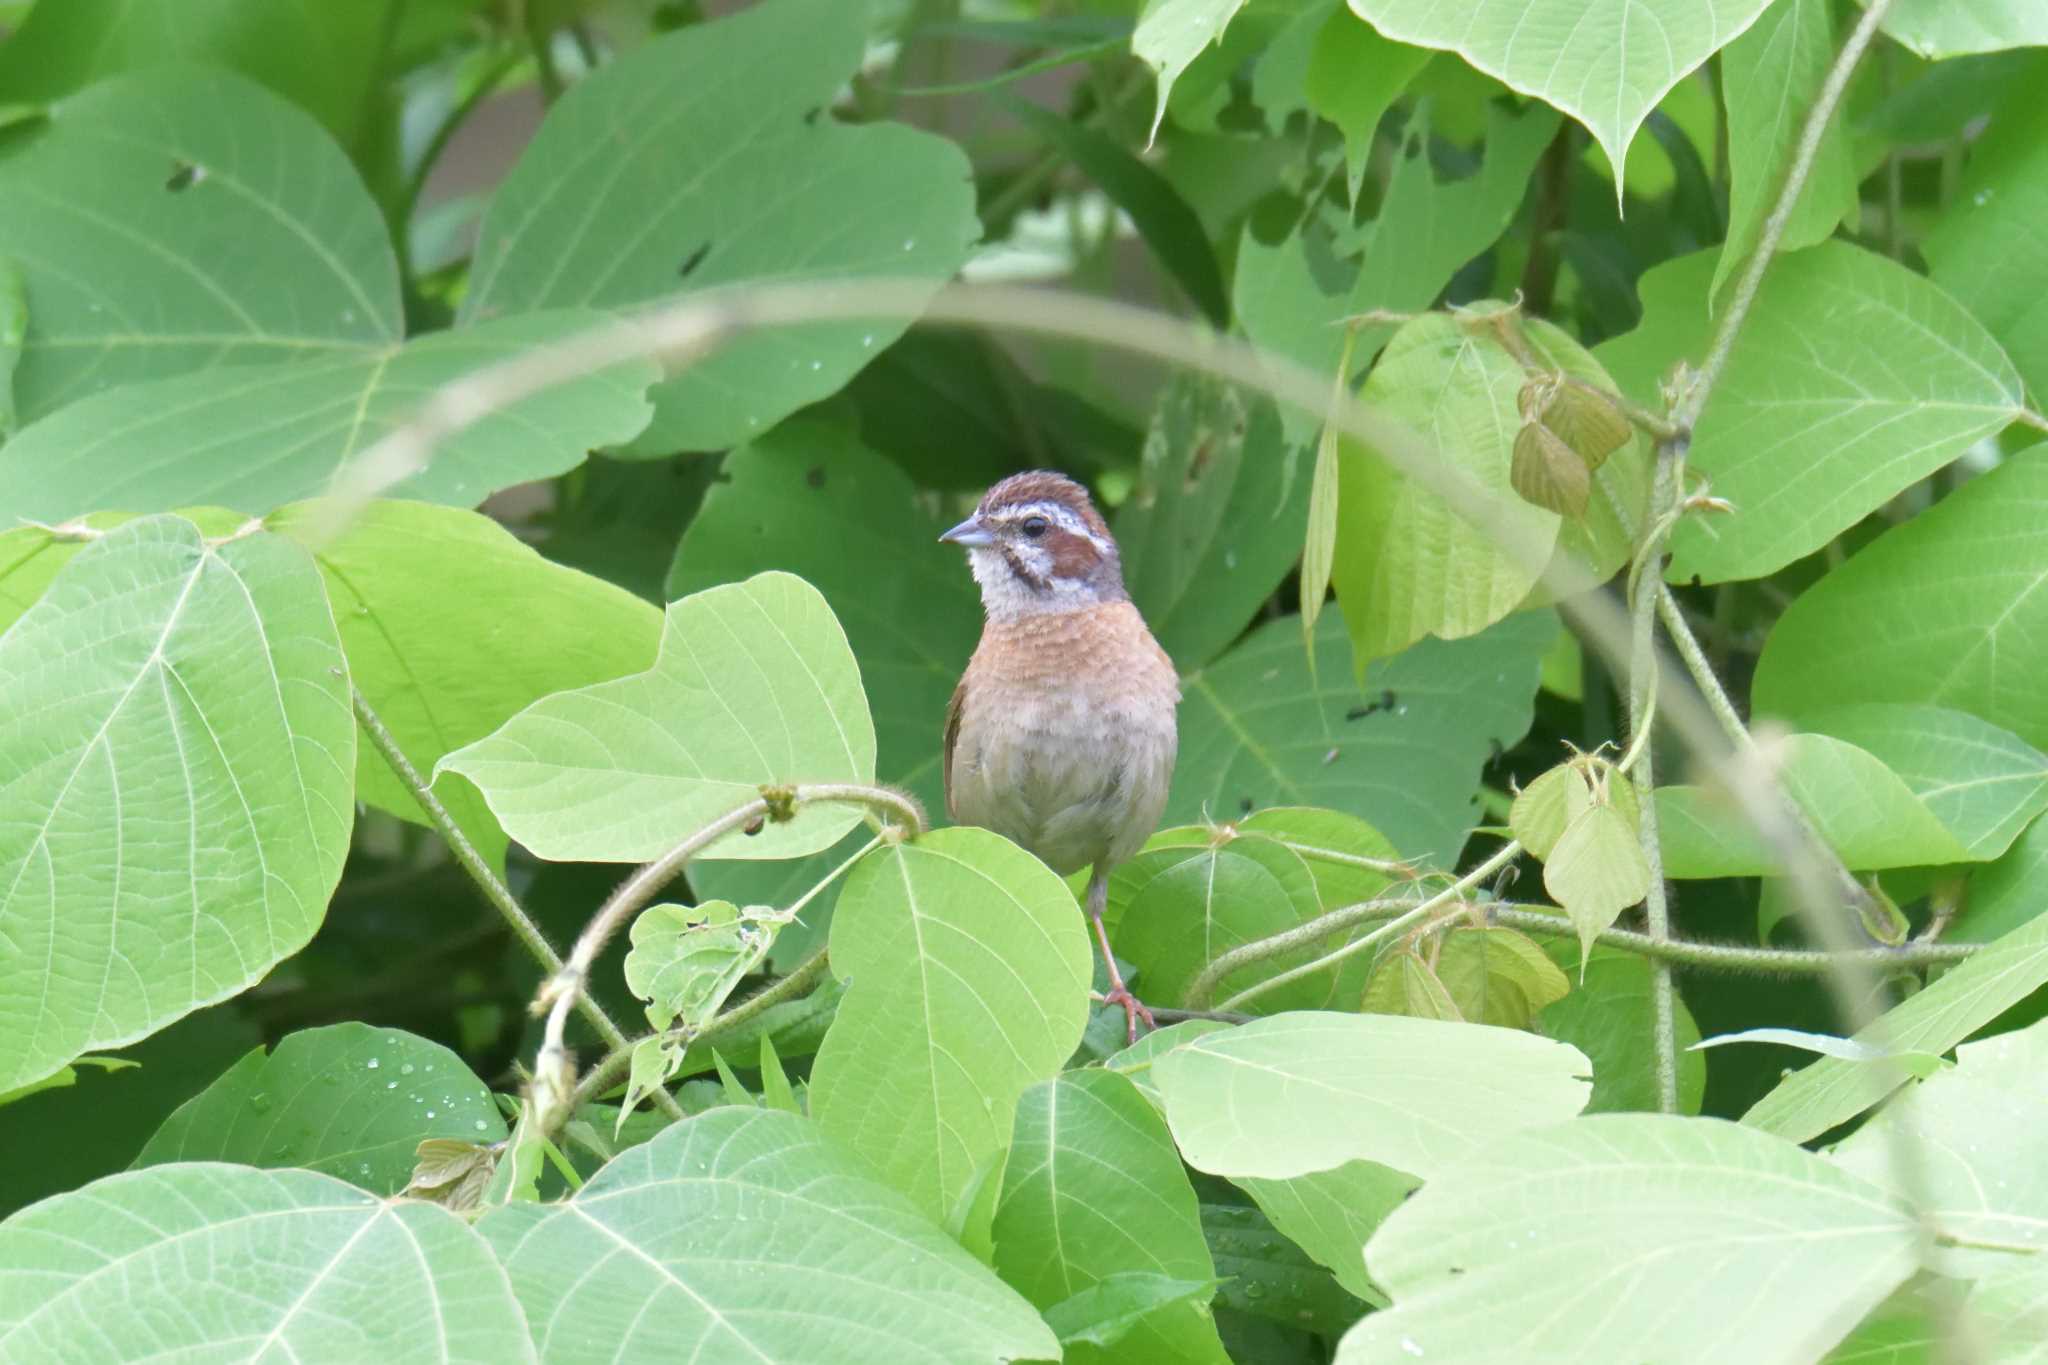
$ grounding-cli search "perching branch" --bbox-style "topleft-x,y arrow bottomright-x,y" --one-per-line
529,782 -> 926,1134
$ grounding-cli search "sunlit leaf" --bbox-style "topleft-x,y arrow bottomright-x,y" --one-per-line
1879,0 -> 2048,57
809,828 -> 1091,1225
1134,0 -> 1248,141
1305,10 -> 1431,204
0,1164 -> 533,1362
623,901 -> 782,1034
1152,1011 -> 1590,1180
0,517 -> 352,1093
1745,910 -> 2048,1142
1435,926 -> 1571,1029
439,571 -> 875,863
1927,97 -> 2048,405
1347,0 -> 1774,198
1545,801 -> 1650,957
1338,1115 -> 1917,1364
479,1108 -> 1055,1363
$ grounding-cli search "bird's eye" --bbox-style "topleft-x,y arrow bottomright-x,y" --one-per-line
1020,515 -> 1049,539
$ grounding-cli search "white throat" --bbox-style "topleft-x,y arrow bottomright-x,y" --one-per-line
968,546 -> 1103,620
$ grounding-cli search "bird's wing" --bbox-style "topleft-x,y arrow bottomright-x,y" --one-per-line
942,672 -> 967,822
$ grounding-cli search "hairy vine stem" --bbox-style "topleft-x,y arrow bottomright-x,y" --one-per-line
1197,842 -> 1524,1013
347,688 -> 674,1113
530,783 -> 926,1134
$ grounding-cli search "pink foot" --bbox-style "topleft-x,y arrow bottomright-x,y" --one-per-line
1093,984 -> 1157,1045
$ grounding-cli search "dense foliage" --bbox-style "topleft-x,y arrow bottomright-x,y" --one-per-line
2,0 -> 2047,1360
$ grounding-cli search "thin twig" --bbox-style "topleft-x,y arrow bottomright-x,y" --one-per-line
1201,843 -> 1524,1014
1482,908 -> 1972,974
349,687 -> 648,1071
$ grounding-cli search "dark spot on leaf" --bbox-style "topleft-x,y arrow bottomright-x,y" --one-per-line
1238,796 -> 1254,816
1185,437 -> 1213,488
803,105 -> 822,126
165,159 -> 203,192
1346,689 -> 1399,720
677,242 -> 711,278
1448,1266 -> 1464,1276
742,815 -> 765,836
806,466 -> 826,489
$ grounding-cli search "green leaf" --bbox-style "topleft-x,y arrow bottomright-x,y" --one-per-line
1832,1019 -> 2048,1261
1117,376 -> 1311,671
1926,97 -> 2048,431
1001,97 -> 1227,326
1537,941 -> 1707,1114
1044,1274 -> 1226,1352
1101,1017 -> 1233,1107
1106,808 -> 1396,1013
623,901 -> 781,1034
0,310 -> 657,520
664,423 -> 980,928
1359,948 -> 1464,1021
1172,602 -> 1554,870
1545,801 -> 1650,956
1656,733 -> 1976,877
1754,453 -> 2048,753
1151,1011 -> 1591,1181
1337,1114 -> 1918,1364
0,1164 -> 532,1362
1797,704 -> 2048,862
1133,0 -> 1248,141
1349,0 -> 1771,199
1235,101 -> 1558,446
0,68 -> 399,429
480,1108 -> 1056,1363
1955,811 -> 2048,944
0,0 -> 400,156
1234,1161 -> 1418,1305
132,1023 -> 506,1194
0,1055 -> 134,1110
1333,312 -> 1559,662
438,570 -> 875,863
1712,0 -> 1857,307
460,0 -> 978,455
1202,1199 -> 1373,1336
1510,763 -> 1579,859
1694,1028 -> 1945,1077
1305,11 -> 1431,205
1744,910 -> 2048,1142
1594,242 -> 2024,585
270,498 -> 663,864
1434,925 -> 1571,1028
0,256 -> 21,439
0,517 -> 353,1093
993,1069 -> 1229,1364
809,828 -> 1091,1224
1879,0 -> 2048,57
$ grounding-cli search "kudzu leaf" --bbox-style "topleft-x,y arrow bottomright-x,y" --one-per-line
1510,763 -> 1580,859
0,68 -> 400,428
1360,950 -> 1462,1022
1337,1115 -> 1917,1363
1435,927 -> 1571,1030
619,1037 -> 685,1137
0,1164 -> 534,1362
133,1023 -> 504,1194
1544,802 -> 1650,960
1305,10 -> 1431,205
1881,0 -> 2048,57
438,571 -> 876,864
1133,0 -> 1248,141
1510,421 -> 1591,518
1540,382 -> 1633,470
1347,0 -> 1775,204
405,1139 -> 499,1213
1043,1274 -> 1225,1352
1691,1029 -> 1944,1079
0,517 -> 353,1094
624,901 -> 785,1036
460,0 -> 977,454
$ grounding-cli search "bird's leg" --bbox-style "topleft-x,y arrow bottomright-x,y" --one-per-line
1085,863 -> 1155,1045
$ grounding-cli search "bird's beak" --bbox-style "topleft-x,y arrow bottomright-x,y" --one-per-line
939,516 -> 995,548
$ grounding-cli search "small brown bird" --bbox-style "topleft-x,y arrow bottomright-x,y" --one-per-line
940,471 -> 1181,1042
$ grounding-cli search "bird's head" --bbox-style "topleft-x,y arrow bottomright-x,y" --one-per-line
940,470 -> 1126,620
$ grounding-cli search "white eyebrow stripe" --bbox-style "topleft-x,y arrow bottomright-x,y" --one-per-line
988,500 -> 1114,554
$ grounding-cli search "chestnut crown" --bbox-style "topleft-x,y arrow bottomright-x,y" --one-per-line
940,470 -> 1126,617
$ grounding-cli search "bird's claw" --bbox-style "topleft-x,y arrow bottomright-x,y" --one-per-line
1093,986 -> 1157,1046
